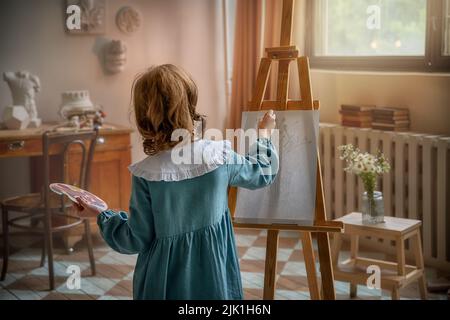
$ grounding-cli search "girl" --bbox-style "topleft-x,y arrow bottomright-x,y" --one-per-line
74,64 -> 278,300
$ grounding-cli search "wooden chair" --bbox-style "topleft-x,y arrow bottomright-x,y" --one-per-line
1,129 -> 98,290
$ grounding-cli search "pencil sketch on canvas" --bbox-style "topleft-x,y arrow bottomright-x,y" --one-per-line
234,110 -> 319,225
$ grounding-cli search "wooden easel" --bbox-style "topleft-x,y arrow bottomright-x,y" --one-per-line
230,0 -> 343,300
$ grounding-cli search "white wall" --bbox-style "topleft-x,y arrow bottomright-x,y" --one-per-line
0,0 -> 227,197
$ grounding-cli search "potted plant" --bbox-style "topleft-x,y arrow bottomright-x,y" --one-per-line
338,144 -> 391,224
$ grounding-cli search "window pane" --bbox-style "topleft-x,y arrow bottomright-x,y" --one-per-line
314,0 -> 427,56
444,0 -> 450,56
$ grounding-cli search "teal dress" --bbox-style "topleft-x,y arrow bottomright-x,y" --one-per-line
97,138 -> 278,300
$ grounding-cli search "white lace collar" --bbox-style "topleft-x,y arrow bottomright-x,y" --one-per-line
128,139 -> 232,182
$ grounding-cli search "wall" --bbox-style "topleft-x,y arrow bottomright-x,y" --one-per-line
0,0 -> 227,198
310,71 -> 450,135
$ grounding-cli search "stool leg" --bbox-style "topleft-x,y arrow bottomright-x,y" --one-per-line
1,205 -> 9,281
349,234 -> 359,298
396,236 -> 406,276
350,234 -> 359,260
412,231 -> 428,300
84,219 -> 96,276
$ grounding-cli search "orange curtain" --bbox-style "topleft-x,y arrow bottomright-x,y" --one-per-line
228,0 -> 264,129
228,0 -> 283,129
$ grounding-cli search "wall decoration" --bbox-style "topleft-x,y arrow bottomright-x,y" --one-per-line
116,6 -> 142,34
3,71 -> 41,128
66,0 -> 106,34
104,40 -> 127,74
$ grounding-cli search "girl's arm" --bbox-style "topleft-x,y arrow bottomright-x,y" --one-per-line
74,175 -> 155,254
227,137 -> 279,189
227,110 -> 278,189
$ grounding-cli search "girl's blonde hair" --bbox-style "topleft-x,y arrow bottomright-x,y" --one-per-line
131,64 -> 204,155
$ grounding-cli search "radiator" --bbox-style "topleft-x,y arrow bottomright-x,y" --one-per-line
319,123 -> 450,270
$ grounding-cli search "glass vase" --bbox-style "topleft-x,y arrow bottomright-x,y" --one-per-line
362,191 -> 385,224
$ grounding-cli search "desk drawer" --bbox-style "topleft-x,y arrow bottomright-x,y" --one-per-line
0,139 -> 42,158
93,133 -> 130,151
0,134 -> 130,158
66,133 -> 131,155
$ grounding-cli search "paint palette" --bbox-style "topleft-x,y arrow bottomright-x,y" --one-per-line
49,183 -> 108,212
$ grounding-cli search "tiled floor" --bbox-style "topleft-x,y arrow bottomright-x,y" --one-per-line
0,229 -> 448,300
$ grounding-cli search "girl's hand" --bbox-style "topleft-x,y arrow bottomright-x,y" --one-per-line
258,110 -> 276,138
72,197 -> 104,217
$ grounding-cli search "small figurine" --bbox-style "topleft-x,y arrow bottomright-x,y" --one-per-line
93,109 -> 106,128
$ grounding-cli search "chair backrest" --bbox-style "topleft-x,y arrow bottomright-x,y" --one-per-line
42,129 -> 98,210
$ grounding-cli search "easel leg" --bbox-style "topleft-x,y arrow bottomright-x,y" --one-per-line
317,232 -> 336,300
263,229 -> 279,300
301,232 -> 321,300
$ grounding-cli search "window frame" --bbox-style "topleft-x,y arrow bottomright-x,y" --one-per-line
305,0 -> 450,72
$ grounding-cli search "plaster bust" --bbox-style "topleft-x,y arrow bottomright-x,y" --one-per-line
105,40 -> 127,74
3,71 -> 41,127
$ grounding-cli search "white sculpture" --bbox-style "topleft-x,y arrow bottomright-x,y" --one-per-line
59,90 -> 95,119
2,106 -> 30,130
105,40 -> 127,74
116,6 -> 141,34
3,71 -> 41,128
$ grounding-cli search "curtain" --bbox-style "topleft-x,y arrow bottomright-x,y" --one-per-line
228,0 -> 284,129
228,0 -> 264,129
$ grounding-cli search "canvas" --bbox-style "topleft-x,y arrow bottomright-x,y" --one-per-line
234,110 -> 320,225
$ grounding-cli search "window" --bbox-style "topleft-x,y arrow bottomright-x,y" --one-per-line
305,0 -> 450,72
443,0 -> 450,55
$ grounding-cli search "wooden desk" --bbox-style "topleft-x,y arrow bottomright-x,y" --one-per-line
331,212 -> 427,300
0,122 -> 133,250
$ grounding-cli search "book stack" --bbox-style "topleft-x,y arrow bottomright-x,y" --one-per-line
340,105 -> 374,128
372,107 -> 410,131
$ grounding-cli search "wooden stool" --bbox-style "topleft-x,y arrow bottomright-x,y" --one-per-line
331,212 -> 428,300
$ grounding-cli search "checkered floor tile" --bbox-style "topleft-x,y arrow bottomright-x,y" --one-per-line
0,230 -> 448,300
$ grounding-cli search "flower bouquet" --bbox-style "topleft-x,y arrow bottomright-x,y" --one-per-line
338,144 -> 391,224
